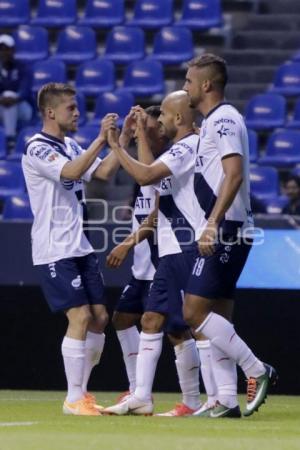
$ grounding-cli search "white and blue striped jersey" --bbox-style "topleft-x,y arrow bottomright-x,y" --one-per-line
21,132 -> 101,265
155,133 -> 202,257
195,103 -> 254,237
131,185 -> 158,280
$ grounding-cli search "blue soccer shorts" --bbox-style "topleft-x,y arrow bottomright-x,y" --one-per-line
35,252 -> 105,313
115,275 -> 152,315
186,239 -> 252,299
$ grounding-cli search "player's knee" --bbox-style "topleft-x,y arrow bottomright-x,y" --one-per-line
72,307 -> 93,330
183,302 -> 198,328
91,311 -> 108,333
141,312 -> 162,333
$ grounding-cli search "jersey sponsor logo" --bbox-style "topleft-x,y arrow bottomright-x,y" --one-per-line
217,124 -> 235,138
169,146 -> 183,158
214,117 -> 236,126
30,145 -> 53,160
71,275 -> 82,289
135,196 -> 152,209
160,177 -> 172,191
195,155 -> 204,168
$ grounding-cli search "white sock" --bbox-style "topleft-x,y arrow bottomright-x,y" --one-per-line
210,343 -> 238,408
174,339 -> 201,410
61,336 -> 86,403
196,340 -> 217,406
116,326 -> 140,393
82,331 -> 105,394
134,332 -> 163,402
196,313 -> 265,379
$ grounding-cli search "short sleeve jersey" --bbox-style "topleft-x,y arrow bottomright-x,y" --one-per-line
155,133 -> 202,257
194,103 -> 254,237
21,132 -> 101,265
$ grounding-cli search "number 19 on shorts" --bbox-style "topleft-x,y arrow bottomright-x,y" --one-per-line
192,257 -> 205,277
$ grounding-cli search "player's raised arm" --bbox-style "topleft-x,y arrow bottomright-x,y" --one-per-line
61,114 -> 117,180
107,126 -> 171,186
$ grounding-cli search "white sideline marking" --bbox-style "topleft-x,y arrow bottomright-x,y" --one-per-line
0,421 -> 39,427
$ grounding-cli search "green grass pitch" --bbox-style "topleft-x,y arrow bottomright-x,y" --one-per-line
0,391 -> 299,450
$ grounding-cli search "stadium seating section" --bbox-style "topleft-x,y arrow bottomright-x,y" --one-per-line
1,0 -> 300,215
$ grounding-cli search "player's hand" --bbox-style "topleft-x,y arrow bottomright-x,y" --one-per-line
197,222 -> 218,257
99,113 -> 118,142
133,109 -> 147,139
108,125 -> 121,149
106,243 -> 131,268
119,110 -> 136,146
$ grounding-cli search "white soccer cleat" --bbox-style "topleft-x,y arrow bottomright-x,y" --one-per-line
103,394 -> 153,416
193,401 -> 215,417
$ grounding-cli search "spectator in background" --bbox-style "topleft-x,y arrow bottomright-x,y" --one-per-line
282,175 -> 300,215
0,34 -> 32,148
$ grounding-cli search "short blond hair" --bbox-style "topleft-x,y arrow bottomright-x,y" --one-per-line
37,82 -> 76,116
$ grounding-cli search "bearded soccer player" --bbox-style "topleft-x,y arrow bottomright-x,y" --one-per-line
182,54 -> 277,418
103,91 -> 203,417
22,83 -> 120,416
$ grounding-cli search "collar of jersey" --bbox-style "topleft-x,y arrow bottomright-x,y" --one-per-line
204,101 -> 232,120
40,131 -> 66,147
175,131 -> 197,144
39,131 -> 71,160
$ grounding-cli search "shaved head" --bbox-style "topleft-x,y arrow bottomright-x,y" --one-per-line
159,90 -> 196,139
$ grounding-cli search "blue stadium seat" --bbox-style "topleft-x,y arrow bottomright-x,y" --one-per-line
75,59 -> 115,96
250,166 -> 279,200
90,90 -> 135,126
76,93 -> 87,126
31,0 -> 77,27
7,127 -> 40,161
0,0 -> 30,27
270,62 -> 300,96
0,161 -> 25,198
286,98 -> 300,128
31,59 -> 67,93
123,59 -> 164,96
127,0 -> 173,29
245,93 -> 286,130
3,193 -> 33,220
80,0 -> 124,28
14,26 -> 48,62
55,26 -> 97,64
0,128 -> 7,160
72,125 -> 101,149
259,130 -> 300,167
151,27 -> 194,64
104,27 -> 145,63
263,196 -> 289,214
176,0 -> 222,30
291,165 -> 300,178
247,129 -> 258,163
